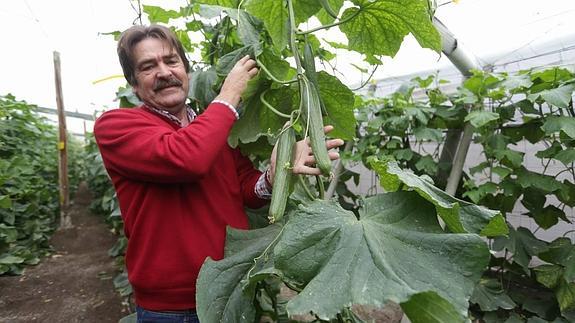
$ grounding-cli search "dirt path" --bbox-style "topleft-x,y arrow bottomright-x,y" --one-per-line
0,183 -> 127,322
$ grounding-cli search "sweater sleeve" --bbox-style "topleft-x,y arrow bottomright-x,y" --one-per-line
94,103 -> 237,183
233,149 -> 270,209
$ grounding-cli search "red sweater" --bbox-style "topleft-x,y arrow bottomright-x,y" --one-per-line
94,103 -> 268,310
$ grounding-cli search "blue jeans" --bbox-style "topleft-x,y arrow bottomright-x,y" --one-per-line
136,306 -> 200,323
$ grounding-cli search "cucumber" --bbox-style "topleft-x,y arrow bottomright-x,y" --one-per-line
319,0 -> 339,18
268,126 -> 296,223
299,75 -> 332,176
302,41 -> 328,116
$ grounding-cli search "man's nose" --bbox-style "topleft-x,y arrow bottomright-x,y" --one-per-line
157,62 -> 172,78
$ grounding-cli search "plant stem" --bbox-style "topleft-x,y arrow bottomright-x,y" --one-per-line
286,0 -> 302,74
255,56 -> 298,84
350,64 -> 380,91
298,175 -> 316,200
297,7 -> 362,35
326,141 -> 353,199
260,90 -> 292,118
316,175 -> 325,199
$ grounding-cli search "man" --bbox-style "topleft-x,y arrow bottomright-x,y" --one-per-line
95,25 -> 343,322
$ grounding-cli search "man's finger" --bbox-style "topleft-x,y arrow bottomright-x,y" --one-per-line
326,138 -> 344,149
292,165 -> 322,175
328,151 -> 340,161
238,55 -> 250,64
323,125 -> 334,134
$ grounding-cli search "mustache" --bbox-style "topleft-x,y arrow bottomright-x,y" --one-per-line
153,77 -> 183,91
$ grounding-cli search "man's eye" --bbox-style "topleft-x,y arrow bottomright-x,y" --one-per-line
141,65 -> 153,71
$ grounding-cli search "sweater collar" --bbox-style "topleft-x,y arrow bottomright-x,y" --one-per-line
144,105 -> 197,128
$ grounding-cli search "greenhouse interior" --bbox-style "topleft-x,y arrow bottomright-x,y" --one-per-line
0,0 -> 574,322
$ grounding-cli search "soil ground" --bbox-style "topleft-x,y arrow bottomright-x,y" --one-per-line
0,183 -> 128,323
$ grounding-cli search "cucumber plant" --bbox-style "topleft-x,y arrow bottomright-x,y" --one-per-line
116,1 -> 511,322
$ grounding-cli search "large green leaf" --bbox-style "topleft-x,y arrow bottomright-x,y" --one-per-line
371,159 -> 508,236
274,192 -> 490,321
0,195 -> 11,209
237,10 -> 261,47
558,180 -> 575,207
413,127 -> 443,142
143,5 -> 182,23
465,110 -> 499,128
557,280 -> 575,315
315,0 -> 344,24
515,167 -> 564,193
225,9 -> 263,47
196,224 -> 282,323
188,68 -> 217,110
196,0 -> 238,7
554,148 -> 575,165
493,149 -> 524,169
470,278 -> 516,311
293,0 -> 322,24
228,84 -> 296,147
317,71 -> 356,140
494,226 -> 548,270
542,116 -> 575,139
216,45 -> 256,76
400,291 -> 463,323
339,0 -> 441,57
528,85 -> 575,109
534,264 -> 564,289
245,0 -> 289,50
258,48 -> 298,83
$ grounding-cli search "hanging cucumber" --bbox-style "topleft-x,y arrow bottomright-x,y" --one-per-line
319,0 -> 339,19
302,41 -> 328,116
268,125 -> 296,223
299,75 -> 332,176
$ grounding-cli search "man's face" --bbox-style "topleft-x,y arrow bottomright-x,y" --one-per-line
132,38 -> 189,114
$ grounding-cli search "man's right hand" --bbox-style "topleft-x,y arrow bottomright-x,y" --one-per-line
215,55 -> 259,108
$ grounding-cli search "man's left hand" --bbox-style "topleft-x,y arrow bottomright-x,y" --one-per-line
268,125 -> 345,185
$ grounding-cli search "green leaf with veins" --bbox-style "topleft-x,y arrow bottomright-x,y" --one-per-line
542,116 -> 575,139
339,0 -> 441,57
465,110 -> 499,128
188,68 -> 217,110
195,0 -> 238,7
401,291 -> 463,323
535,141 -> 563,159
229,85 -> 296,148
470,278 -> 516,311
414,127 -> 443,142
196,225 -> 282,323
292,0 -> 322,24
245,0 -> 289,50
535,264 -> 564,289
528,85 -> 575,108
495,226 -> 548,270
275,192 -> 489,321
554,148 -> 575,165
370,160 -> 507,236
315,0 -> 344,24
515,167 -> 564,193
225,9 -> 262,47
317,71 -> 356,140
216,45 -> 256,76
143,5 -> 182,23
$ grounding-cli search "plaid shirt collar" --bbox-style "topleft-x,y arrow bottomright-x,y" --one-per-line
145,105 -> 197,128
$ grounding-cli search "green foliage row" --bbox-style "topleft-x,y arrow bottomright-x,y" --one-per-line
350,67 -> 575,321
0,94 -> 84,275
83,133 -> 132,299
